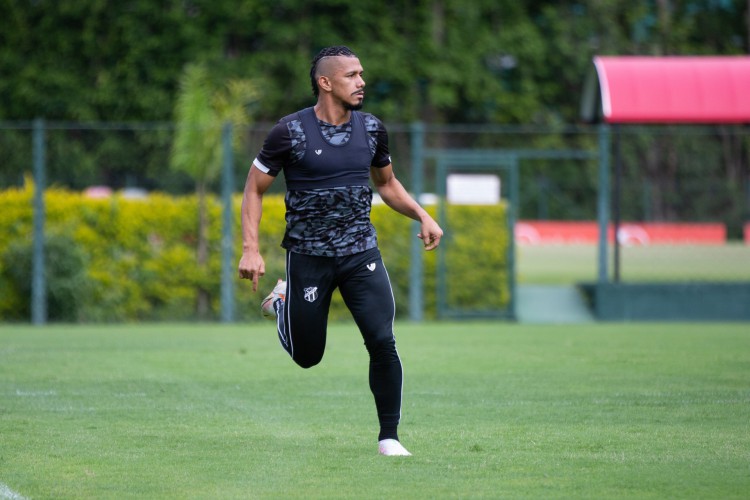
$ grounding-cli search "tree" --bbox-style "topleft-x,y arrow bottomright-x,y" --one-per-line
170,62 -> 257,318
2,0 -> 748,227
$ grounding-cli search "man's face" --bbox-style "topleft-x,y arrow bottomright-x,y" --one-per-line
320,56 -> 366,110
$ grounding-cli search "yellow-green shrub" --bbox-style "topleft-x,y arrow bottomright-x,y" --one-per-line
0,183 -> 509,322
443,204 -> 510,314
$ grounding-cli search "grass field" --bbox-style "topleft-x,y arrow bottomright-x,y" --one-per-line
517,243 -> 750,284
1,322 -> 749,499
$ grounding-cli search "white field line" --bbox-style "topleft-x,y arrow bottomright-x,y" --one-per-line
0,483 -> 27,500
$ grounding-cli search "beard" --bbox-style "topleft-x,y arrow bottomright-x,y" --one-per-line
345,101 -> 364,111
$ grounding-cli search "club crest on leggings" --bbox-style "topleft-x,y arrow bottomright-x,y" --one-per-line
304,286 -> 318,303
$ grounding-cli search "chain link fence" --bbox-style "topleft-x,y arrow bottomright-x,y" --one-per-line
1,120 -> 748,322
5,121 -> 745,226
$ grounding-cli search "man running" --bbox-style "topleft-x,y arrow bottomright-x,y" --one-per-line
238,46 -> 443,456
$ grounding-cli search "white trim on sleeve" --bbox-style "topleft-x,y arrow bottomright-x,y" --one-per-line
253,158 -> 271,174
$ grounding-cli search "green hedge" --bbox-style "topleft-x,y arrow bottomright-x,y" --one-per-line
0,183 -> 509,322
440,204 -> 511,315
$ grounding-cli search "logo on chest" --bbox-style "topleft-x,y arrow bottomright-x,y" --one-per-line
314,149 -> 322,155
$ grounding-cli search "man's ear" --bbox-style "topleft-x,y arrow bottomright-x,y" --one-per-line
318,75 -> 332,93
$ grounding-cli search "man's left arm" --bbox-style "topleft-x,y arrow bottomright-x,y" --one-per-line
371,164 -> 443,251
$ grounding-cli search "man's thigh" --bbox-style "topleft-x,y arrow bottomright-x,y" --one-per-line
337,248 -> 396,343
285,251 -> 337,361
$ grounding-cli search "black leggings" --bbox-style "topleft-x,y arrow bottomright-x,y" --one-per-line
273,247 -> 403,440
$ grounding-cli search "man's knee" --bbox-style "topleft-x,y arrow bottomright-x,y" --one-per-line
292,351 -> 324,369
364,334 -> 397,360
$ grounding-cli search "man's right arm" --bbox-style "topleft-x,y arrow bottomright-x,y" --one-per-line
238,164 -> 276,292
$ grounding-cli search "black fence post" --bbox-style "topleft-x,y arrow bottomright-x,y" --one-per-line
221,122 -> 235,323
597,123 -> 611,285
32,118 -> 47,325
409,121 -> 425,322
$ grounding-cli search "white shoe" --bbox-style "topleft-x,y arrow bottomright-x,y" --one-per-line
378,439 -> 412,456
260,279 -> 286,319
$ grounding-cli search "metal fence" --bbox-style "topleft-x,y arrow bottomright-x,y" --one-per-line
5,120 -> 746,224
1,120 -> 748,323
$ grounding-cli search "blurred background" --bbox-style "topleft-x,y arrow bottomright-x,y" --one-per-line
1,0 -> 748,323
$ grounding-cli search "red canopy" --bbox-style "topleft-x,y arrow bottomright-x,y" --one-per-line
593,56 -> 750,124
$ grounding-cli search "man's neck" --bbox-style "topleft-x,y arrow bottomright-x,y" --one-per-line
313,102 -> 351,126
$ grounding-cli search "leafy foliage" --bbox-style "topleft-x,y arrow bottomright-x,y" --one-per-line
0,184 -> 510,322
170,63 -> 258,182
443,204 -> 510,313
0,1 -> 747,265
1,232 -> 93,322
1,1 -> 746,124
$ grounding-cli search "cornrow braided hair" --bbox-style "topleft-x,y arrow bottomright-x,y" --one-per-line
310,46 -> 358,97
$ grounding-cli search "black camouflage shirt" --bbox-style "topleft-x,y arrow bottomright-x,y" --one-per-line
254,110 -> 392,257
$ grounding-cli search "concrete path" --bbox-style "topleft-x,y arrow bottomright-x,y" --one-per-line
516,285 -> 595,324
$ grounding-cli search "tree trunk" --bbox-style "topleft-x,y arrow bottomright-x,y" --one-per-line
656,0 -> 672,53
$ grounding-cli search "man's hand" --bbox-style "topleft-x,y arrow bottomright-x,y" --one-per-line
238,251 -> 265,292
418,218 -> 444,251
